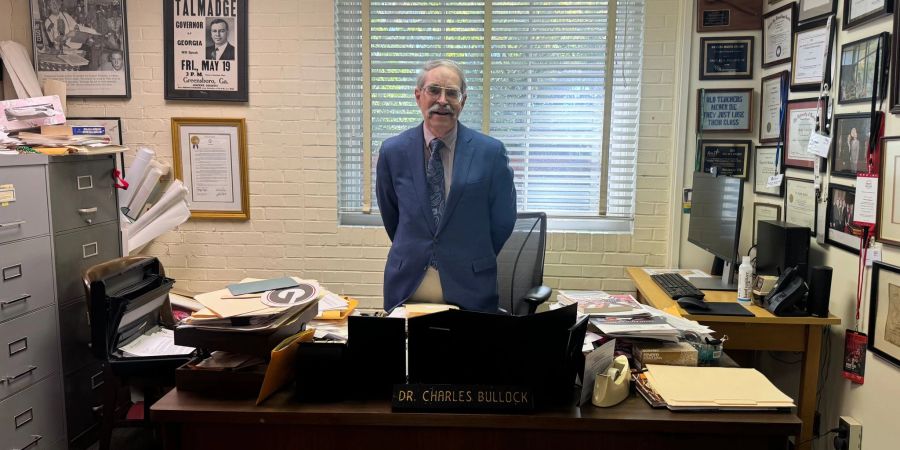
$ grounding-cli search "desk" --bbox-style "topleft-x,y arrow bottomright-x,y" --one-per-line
627,267 -> 840,450
151,389 -> 800,450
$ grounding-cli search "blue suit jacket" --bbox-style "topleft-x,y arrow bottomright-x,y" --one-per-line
376,123 -> 517,312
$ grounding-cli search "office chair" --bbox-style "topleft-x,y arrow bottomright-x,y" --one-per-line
497,212 -> 553,315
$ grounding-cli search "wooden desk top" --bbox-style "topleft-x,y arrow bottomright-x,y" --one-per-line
627,268 -> 841,325
151,388 -> 800,436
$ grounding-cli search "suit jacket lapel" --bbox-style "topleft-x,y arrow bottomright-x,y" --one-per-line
407,124 -> 436,234
438,124 -> 474,235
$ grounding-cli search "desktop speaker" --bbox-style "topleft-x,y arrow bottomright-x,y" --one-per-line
756,220 -> 810,281
347,315 -> 406,399
807,266 -> 833,317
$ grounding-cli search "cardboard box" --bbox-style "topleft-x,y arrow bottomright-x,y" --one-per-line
0,95 -> 65,132
634,342 -> 698,367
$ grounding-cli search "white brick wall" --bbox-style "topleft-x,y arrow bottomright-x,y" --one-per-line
1,0 -> 683,308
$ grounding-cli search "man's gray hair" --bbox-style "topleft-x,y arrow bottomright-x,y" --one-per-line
416,59 -> 467,94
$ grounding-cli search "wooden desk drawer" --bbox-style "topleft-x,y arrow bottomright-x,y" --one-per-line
0,374 -> 65,450
58,299 -> 96,375
0,236 -> 54,324
53,222 -> 120,305
0,165 -> 49,245
0,306 -> 60,401
64,363 -> 105,442
49,156 -> 118,234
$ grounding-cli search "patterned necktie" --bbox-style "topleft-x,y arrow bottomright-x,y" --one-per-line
426,138 -> 446,229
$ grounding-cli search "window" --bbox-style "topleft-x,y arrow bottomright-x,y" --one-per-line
336,1 -> 644,230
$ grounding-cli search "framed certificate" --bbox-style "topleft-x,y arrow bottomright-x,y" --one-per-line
753,203 -> 782,245
839,33 -> 890,105
698,140 -> 751,179
763,3 -> 795,68
755,146 -> 784,197
826,183 -> 862,254
877,137 -> 900,246
844,0 -> 894,30
791,19 -> 833,91
699,36 -> 754,80
831,113 -> 876,178
759,71 -> 788,143
868,262 -> 900,369
784,177 -> 818,235
785,98 -> 828,170
697,88 -> 753,133
799,0 -> 837,23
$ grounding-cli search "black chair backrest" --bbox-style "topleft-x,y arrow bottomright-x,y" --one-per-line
497,212 -> 547,316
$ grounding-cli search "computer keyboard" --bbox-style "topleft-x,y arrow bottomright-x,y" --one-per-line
649,273 -> 706,300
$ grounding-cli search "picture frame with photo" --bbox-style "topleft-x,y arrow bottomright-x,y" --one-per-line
831,113 -> 877,178
877,136 -> 900,246
784,177 -> 818,236
844,0 -> 894,31
697,88 -> 753,133
826,183 -> 862,254
763,3 -> 795,68
698,140 -> 752,179
838,33 -> 890,105
753,202 -> 782,245
785,97 -> 828,170
869,261 -> 900,369
799,0 -> 837,23
755,145 -> 784,197
760,71 -> 788,143
699,36 -> 754,80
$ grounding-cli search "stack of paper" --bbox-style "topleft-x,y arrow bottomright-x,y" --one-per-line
558,291 -> 650,318
187,277 -> 322,324
590,316 -> 680,342
643,364 -> 795,411
118,328 -> 195,358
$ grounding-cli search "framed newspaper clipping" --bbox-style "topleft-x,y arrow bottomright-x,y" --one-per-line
164,0 -> 248,102
29,0 -> 131,98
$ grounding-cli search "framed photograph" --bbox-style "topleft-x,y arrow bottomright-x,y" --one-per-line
869,261 -> 900,369
755,146 -> 784,197
753,203 -> 782,244
844,0 -> 894,30
698,140 -> 751,179
826,184 -> 862,254
697,89 -> 753,133
66,116 -> 124,172
831,113 -> 877,178
164,0 -> 248,101
699,36 -> 754,80
799,0 -> 837,23
784,177 -> 817,235
171,118 -> 249,219
877,137 -> 900,246
785,98 -> 828,170
28,0 -> 131,98
763,3 -> 795,68
792,19 -> 833,91
839,33 -> 890,105
760,71 -> 788,143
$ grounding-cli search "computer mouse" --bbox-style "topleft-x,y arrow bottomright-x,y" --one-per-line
677,296 -> 710,311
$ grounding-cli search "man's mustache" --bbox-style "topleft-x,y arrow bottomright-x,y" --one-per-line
429,104 -> 455,116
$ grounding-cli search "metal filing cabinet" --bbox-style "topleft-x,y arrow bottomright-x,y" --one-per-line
47,155 -> 122,449
1,155 -> 67,450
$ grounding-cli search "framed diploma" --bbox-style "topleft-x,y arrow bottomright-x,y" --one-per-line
791,19 -> 833,91
755,146 -> 784,197
844,0 -> 894,30
826,183 -> 862,254
697,88 -> 753,133
753,203 -> 782,244
698,140 -> 751,179
759,71 -> 788,143
869,262 -> 900,369
164,0 -> 249,101
784,177 -> 818,235
831,113 -> 875,178
785,98 -> 828,170
171,117 -> 249,220
28,0 -> 131,98
799,0 -> 837,23
839,33 -> 890,105
877,137 -> 900,246
699,36 -> 754,80
763,4 -> 795,68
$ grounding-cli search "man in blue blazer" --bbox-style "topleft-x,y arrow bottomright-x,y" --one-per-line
376,60 -> 517,313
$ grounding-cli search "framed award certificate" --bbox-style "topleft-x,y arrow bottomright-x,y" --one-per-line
763,3 -> 795,68
699,36 -> 754,80
799,0 -> 837,23
844,0 -> 894,30
784,177 -> 818,235
784,98 -> 827,170
755,146 -> 783,197
753,203 -> 782,245
791,19 -> 833,91
877,137 -> 900,246
760,71 -> 788,143
698,140 -> 751,178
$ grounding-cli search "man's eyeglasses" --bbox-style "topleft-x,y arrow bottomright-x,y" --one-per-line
422,84 -> 464,101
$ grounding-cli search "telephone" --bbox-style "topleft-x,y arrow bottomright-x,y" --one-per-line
763,266 -> 809,316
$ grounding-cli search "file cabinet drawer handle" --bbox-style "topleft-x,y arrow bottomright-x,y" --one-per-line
14,408 -> 33,428
0,220 -> 26,229
5,365 -> 37,383
91,371 -> 105,389
82,242 -> 99,259
2,263 -> 23,281
77,175 -> 94,190
8,336 -> 27,356
13,434 -> 42,450
78,207 -> 99,224
0,294 -> 30,308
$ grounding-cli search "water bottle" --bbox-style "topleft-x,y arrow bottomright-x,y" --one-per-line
737,256 -> 753,305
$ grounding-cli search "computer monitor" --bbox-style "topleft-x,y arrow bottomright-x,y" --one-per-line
687,171 -> 743,290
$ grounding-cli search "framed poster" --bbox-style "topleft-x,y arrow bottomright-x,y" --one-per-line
698,140 -> 751,178
697,89 -> 753,133
171,118 -> 249,219
869,261 -> 900,369
753,203 -> 782,244
826,183 -> 862,253
791,19 -> 833,91
844,0 -> 894,30
164,0 -> 248,101
839,33 -> 890,105
877,137 -> 900,246
831,113 -> 875,178
760,71 -> 788,143
699,36 -> 754,80
763,3 -> 795,68
755,145 -> 783,197
799,0 -> 837,23
784,177 -> 817,235
785,98 -> 827,170
28,0 -> 131,98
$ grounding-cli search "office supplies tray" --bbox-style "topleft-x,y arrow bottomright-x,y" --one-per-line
175,357 -> 267,398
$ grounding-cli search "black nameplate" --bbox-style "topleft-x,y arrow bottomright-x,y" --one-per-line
392,384 -> 534,413
703,10 -> 730,27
